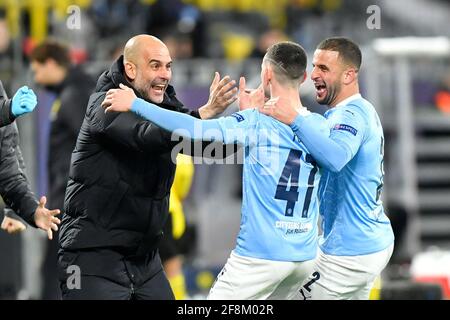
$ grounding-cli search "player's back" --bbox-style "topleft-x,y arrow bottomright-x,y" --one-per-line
218,109 -> 323,262
319,97 -> 394,256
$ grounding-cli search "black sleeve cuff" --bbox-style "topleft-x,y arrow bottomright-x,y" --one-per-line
4,208 -> 28,226
0,99 -> 15,127
19,203 -> 39,228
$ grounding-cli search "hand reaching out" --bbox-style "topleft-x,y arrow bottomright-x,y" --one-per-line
198,72 -> 238,119
238,77 -> 266,111
257,96 -> 310,126
34,196 -> 61,240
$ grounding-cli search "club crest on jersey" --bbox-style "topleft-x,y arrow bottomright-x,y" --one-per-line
231,113 -> 245,122
333,124 -> 357,136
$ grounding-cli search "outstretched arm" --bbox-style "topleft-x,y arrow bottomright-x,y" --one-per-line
102,84 -> 226,143
290,114 -> 352,172
259,100 -> 363,172
0,124 -> 60,239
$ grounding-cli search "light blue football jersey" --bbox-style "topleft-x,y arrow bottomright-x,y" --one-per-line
216,109 -> 324,261
318,95 -> 395,256
130,98 -> 324,262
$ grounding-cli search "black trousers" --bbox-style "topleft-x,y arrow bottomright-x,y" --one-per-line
58,248 -> 174,300
42,232 -> 60,299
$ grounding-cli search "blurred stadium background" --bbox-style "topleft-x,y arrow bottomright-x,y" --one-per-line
0,0 -> 450,300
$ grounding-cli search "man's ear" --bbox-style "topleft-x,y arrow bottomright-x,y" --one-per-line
124,61 -> 136,80
263,65 -> 273,87
343,68 -> 357,85
301,71 -> 307,84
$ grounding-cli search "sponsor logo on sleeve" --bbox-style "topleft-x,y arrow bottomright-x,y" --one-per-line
332,124 -> 358,136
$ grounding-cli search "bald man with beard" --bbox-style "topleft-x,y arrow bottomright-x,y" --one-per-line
57,35 -> 237,300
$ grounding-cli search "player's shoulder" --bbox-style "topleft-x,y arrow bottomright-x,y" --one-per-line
329,99 -> 368,128
344,97 -> 376,117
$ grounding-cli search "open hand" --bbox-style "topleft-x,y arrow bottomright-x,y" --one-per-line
34,196 -> 61,240
238,77 -> 265,111
199,72 -> 238,119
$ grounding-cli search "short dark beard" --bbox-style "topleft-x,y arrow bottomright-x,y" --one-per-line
137,87 -> 150,101
135,81 -> 152,102
318,81 -> 340,106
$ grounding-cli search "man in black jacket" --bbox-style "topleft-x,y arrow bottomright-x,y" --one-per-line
0,80 -> 62,300
58,34 -> 237,299
29,40 -> 96,299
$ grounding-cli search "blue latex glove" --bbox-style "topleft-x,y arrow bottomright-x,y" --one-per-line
11,86 -> 37,117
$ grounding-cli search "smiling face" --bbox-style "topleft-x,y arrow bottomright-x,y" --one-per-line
124,36 -> 172,104
310,49 -> 344,107
133,45 -> 172,103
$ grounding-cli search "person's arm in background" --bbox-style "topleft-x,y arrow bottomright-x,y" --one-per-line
0,81 -> 48,235
258,99 -> 365,172
1,130 -> 29,234
0,123 -> 61,239
0,81 -> 37,127
0,81 -> 14,127
1,214 -> 27,234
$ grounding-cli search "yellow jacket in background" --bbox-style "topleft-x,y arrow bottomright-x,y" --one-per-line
169,154 -> 194,240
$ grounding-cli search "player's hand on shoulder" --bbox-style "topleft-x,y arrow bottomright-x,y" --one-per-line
102,83 -> 136,113
258,96 -> 301,125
